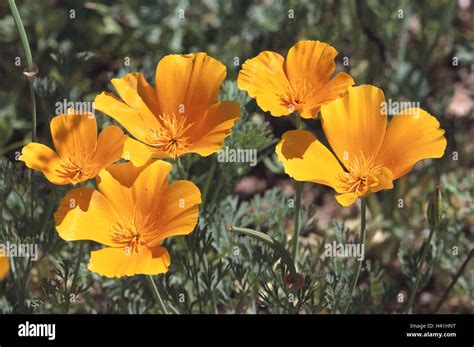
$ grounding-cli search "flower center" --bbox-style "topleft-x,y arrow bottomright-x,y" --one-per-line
56,154 -> 95,184
146,113 -> 193,159
110,210 -> 159,255
336,154 -> 384,197
278,79 -> 317,111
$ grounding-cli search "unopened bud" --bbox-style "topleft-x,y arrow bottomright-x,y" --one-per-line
427,186 -> 443,228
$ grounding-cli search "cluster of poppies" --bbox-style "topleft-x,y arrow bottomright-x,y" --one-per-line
11,40 -> 446,279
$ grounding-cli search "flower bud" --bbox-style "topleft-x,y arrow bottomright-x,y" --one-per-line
427,186 -> 443,228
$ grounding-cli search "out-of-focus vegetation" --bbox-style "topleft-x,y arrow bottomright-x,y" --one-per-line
0,0 -> 472,314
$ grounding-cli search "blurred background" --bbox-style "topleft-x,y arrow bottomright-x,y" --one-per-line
0,0 -> 472,314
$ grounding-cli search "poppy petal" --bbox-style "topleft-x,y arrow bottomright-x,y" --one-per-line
94,92 -> 153,143
111,72 -> 161,123
92,125 -> 126,168
88,246 -> 170,278
54,187 -> 121,247
19,143 -> 68,185
0,256 -> 9,281
148,180 -> 201,246
50,113 -> 97,159
320,85 -> 387,168
284,40 -> 339,90
238,51 -> 292,116
122,137 -> 168,167
275,130 -> 344,189
368,166 -> 394,193
376,108 -> 447,179
132,160 -> 173,213
96,161 -> 147,214
191,101 -> 240,156
335,192 -> 359,206
299,72 -> 354,119
155,53 -> 226,122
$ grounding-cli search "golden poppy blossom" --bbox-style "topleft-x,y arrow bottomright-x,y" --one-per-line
276,85 -> 447,206
0,256 -> 9,281
54,160 -> 201,278
237,40 -> 354,118
19,110 -> 126,185
94,53 -> 240,166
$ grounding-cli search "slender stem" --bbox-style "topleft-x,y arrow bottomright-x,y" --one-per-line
28,79 -> 36,141
19,259 -> 32,310
176,157 -> 186,180
8,0 -> 33,68
228,225 -> 298,281
8,0 -> 36,141
191,246 -> 203,313
146,275 -> 169,314
291,113 -> 303,266
28,79 -> 36,232
9,2 -> 37,302
294,113 -> 301,129
70,242 -> 85,292
405,227 -> 436,314
343,198 -> 367,313
291,182 -> 302,264
165,302 -> 181,315
201,158 -> 217,204
434,249 -> 473,313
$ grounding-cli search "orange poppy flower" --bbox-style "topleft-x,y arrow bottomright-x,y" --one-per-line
237,40 -> 354,118
19,110 -> 126,185
94,53 -> 240,166
276,85 -> 447,206
0,256 -> 9,281
54,160 -> 201,278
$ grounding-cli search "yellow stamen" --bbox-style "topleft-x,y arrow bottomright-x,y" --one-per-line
110,208 -> 161,255
56,153 -> 97,184
336,153 -> 384,197
278,78 -> 318,111
146,113 -> 193,158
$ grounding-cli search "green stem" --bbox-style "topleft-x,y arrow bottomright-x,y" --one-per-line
343,198 -> 367,314
294,113 -> 302,129
405,227 -> 436,314
146,275 -> 169,314
8,0 -> 33,68
165,302 -> 181,315
9,2 -> 37,300
228,225 -> 298,282
70,242 -> 85,292
291,113 -> 303,266
201,157 -> 216,204
434,249 -> 473,313
8,0 -> 36,141
28,79 -> 36,141
19,259 -> 32,310
291,182 -> 302,265
176,157 -> 186,180
191,246 -> 203,313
